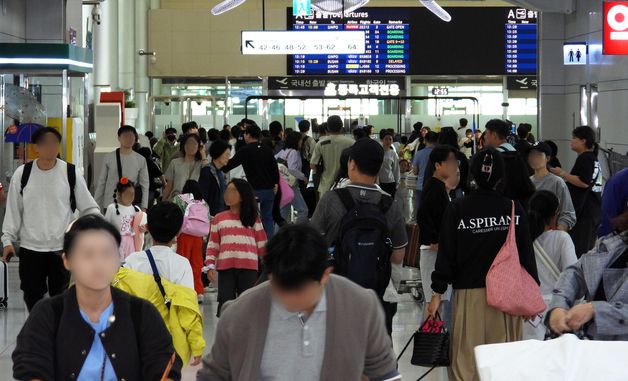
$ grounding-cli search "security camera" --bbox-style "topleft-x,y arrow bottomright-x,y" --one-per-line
92,5 -> 101,25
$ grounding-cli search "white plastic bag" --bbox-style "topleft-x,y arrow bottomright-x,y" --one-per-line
475,334 -> 628,381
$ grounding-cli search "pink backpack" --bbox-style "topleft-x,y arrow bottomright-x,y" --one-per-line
486,201 -> 546,317
179,194 -> 210,237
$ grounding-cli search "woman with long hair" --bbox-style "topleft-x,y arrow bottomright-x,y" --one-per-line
550,126 -> 602,256
427,148 -> 539,381
275,131 -> 309,223
163,133 -> 204,201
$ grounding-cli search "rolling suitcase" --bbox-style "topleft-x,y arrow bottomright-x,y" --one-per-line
405,224 -> 420,268
0,260 -> 7,309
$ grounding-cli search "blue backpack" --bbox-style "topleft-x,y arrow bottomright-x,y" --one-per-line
332,188 -> 393,297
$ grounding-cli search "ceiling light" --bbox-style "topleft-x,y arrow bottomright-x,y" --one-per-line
211,0 -> 246,16
419,0 -> 452,22
310,0 -> 370,14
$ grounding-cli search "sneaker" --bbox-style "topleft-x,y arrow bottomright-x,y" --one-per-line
197,294 -> 205,304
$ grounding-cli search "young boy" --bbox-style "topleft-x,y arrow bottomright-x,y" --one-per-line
125,201 -> 194,290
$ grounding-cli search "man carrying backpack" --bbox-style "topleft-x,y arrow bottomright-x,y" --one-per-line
2,127 -> 100,311
311,138 -> 408,335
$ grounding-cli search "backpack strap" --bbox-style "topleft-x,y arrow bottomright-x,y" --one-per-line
115,148 -> 123,180
533,240 -> 561,281
334,188 -> 355,211
145,249 -> 171,310
67,163 -> 77,213
20,161 -> 34,196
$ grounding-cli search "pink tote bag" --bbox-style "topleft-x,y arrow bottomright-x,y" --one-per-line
486,201 -> 545,316
278,175 -> 295,208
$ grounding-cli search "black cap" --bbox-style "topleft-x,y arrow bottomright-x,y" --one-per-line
348,138 -> 384,176
528,141 -> 552,156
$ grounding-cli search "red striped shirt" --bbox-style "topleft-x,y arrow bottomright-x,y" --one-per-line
206,211 -> 267,271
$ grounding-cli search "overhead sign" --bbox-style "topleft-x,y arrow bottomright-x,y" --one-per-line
563,43 -> 587,65
293,0 -> 311,16
604,2 -> 628,54
268,76 -> 405,96
241,31 -> 366,55
506,76 -> 538,90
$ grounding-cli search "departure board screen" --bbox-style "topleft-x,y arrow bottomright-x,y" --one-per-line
288,8 -> 411,75
504,8 -> 538,74
286,7 -> 538,76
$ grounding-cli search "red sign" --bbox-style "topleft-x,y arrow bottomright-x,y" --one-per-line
604,2 -> 628,54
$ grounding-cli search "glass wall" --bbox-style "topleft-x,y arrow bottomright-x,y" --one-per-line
154,79 -> 537,136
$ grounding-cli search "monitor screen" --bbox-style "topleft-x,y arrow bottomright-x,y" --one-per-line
286,6 -> 537,76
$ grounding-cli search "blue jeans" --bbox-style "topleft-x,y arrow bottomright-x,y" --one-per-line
281,185 -> 309,223
255,189 -> 275,239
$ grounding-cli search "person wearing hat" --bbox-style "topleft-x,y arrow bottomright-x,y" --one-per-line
311,138 -> 408,335
428,147 -> 539,381
528,141 -> 577,232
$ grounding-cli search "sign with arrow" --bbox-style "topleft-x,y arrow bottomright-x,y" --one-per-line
241,30 -> 366,55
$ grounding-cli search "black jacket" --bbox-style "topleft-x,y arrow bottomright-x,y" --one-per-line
222,142 -> 279,190
199,164 -> 226,216
13,287 -> 182,381
431,190 -> 539,294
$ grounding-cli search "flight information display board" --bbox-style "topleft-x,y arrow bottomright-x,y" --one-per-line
288,9 -> 411,75
286,7 -> 538,76
505,8 -> 538,74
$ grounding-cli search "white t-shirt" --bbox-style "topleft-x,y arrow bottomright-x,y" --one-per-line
104,204 -> 146,236
124,245 -> 195,290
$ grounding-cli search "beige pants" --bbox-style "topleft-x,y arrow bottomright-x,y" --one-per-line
449,288 -> 522,381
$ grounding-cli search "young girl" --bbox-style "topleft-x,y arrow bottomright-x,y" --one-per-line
524,190 -> 577,340
104,177 -> 146,260
174,180 -> 211,299
206,179 -> 267,316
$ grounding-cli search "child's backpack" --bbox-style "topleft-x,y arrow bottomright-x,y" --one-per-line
179,194 -> 210,237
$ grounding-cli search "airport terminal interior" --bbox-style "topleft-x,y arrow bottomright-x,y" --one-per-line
1,0 -> 628,380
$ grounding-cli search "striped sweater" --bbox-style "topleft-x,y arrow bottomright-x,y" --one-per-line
206,211 -> 267,271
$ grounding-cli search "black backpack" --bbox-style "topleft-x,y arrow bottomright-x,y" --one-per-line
332,188 -> 393,297
21,161 -> 77,213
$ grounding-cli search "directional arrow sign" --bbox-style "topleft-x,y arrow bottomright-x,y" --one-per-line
241,30 -> 366,55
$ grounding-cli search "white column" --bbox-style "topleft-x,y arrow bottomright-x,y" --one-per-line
118,0 -> 135,92
93,0 -> 118,98
135,0 -> 150,133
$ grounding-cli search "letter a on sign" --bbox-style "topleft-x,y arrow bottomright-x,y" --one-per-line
293,0 -> 311,16
604,1 -> 628,54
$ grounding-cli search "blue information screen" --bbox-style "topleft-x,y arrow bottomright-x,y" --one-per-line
288,9 -> 411,75
504,9 -> 538,74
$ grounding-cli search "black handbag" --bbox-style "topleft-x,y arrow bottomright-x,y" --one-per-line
397,313 -> 450,381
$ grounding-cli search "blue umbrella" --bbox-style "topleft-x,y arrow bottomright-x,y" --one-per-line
5,123 -> 44,144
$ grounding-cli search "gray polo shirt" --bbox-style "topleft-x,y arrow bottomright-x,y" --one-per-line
260,290 -> 327,381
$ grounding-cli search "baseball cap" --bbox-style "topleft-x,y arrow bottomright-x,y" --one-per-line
528,141 -> 552,156
348,138 -> 384,177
